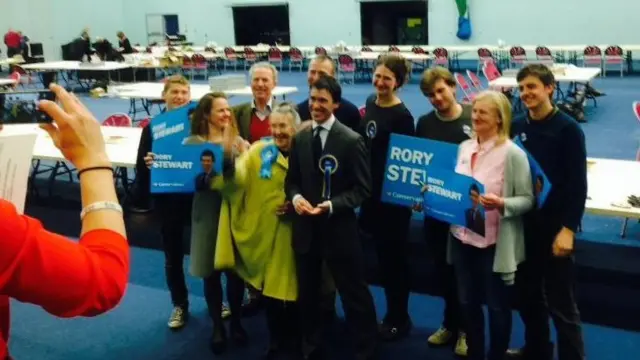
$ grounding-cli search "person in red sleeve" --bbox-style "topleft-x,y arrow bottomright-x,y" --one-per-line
0,83 -> 130,360
3,29 -> 21,58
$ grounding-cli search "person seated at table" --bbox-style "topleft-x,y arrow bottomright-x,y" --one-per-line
213,103 -> 302,359
69,29 -> 94,62
116,31 -> 134,54
0,83 -> 130,360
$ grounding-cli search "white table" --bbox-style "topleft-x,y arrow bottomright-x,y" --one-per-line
20,61 -> 133,88
0,124 -> 141,168
108,82 -> 297,101
586,158 -> 640,215
105,82 -> 298,120
489,66 -> 601,88
20,61 -> 131,72
0,79 -> 17,87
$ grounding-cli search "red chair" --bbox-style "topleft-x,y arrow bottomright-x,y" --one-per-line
289,47 -> 304,71
634,101 -> 640,161
432,48 -> 449,67
103,113 -> 133,127
509,46 -> 527,68
604,45 -> 625,77
476,48 -> 493,73
454,72 -> 477,103
191,53 -> 208,78
582,46 -> 603,74
535,46 -> 554,65
466,70 -> 484,90
268,47 -> 283,70
337,55 -> 356,84
244,47 -> 258,70
137,117 -> 151,128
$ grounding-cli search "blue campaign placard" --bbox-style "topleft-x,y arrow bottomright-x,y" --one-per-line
513,135 -> 551,209
150,103 -> 224,194
422,167 -> 487,236
381,134 -> 459,207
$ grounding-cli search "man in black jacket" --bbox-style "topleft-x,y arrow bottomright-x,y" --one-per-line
296,55 -> 361,131
507,64 -> 587,360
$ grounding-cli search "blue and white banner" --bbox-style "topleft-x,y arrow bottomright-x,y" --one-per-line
150,103 -> 223,194
513,135 -> 551,208
421,167 -> 486,236
381,134 -> 459,207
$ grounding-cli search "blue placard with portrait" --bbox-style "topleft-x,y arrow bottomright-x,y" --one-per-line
381,134 -> 459,207
150,103 -> 224,193
422,167 -> 487,236
513,135 -> 551,208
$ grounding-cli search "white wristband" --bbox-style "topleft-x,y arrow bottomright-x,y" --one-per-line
80,201 -> 123,220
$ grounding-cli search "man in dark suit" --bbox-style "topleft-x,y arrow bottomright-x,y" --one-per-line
194,149 -> 216,191
285,75 -> 378,360
464,183 -> 485,236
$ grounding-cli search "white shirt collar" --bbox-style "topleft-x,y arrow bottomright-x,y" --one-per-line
312,114 -> 336,132
252,97 -> 273,112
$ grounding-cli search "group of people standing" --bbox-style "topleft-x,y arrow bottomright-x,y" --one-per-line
132,54 -> 587,360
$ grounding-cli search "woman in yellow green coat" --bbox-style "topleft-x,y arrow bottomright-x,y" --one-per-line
213,103 -> 303,358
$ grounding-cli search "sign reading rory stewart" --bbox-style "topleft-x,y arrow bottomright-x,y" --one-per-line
381,134 -> 459,207
150,103 -> 223,194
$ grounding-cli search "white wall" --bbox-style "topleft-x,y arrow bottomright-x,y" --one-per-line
2,0 -> 125,60
429,0 -> 640,46
2,0 -> 638,61
124,0 -> 360,48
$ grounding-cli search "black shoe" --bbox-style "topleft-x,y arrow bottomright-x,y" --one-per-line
262,343 -> 282,360
128,205 -> 152,213
210,325 -> 227,354
505,342 -> 554,360
505,347 -> 524,359
242,296 -> 263,317
230,322 -> 249,347
378,318 -> 412,342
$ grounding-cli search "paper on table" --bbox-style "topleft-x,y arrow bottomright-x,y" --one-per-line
0,132 -> 38,213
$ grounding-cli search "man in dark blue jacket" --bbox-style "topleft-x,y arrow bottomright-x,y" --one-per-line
296,54 -> 361,131
507,64 -> 587,360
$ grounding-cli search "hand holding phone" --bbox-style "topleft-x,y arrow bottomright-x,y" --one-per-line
0,90 -> 55,124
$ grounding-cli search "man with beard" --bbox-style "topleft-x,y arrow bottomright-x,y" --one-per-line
414,66 -> 472,357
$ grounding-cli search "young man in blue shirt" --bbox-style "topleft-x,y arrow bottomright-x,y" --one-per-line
507,64 -> 587,360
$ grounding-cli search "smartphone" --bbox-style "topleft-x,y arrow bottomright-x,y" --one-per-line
0,90 -> 55,124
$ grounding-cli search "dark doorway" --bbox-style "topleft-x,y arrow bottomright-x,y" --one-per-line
232,5 -> 290,46
360,1 -> 428,45
163,15 -> 180,36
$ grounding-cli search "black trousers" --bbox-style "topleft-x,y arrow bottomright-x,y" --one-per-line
424,218 -> 463,332
131,126 -> 152,209
156,195 -> 192,308
264,296 -> 299,348
204,270 -> 244,326
370,201 -> 412,324
296,247 -> 378,359
515,220 -> 585,360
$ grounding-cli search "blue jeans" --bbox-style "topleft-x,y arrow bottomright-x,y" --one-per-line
451,239 -> 512,360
